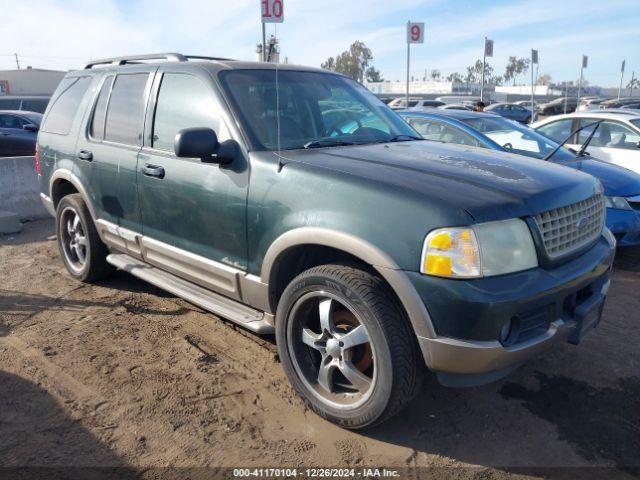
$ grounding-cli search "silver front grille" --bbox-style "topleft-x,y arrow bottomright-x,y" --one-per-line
533,194 -> 605,259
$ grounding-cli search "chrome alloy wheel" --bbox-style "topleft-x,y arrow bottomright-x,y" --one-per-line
59,206 -> 87,273
287,292 -> 376,410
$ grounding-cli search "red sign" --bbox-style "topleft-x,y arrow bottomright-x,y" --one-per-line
0,80 -> 9,96
261,0 -> 284,23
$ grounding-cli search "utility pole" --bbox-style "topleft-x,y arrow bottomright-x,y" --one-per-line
14,53 -> 20,70
630,71 -> 636,98
618,60 -> 625,101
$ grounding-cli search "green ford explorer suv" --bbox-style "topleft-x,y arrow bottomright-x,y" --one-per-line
36,53 -> 615,429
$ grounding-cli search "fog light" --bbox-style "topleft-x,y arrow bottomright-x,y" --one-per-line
499,317 -> 516,344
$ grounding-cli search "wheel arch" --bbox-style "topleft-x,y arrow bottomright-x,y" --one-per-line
49,169 -> 98,220
261,228 -> 437,341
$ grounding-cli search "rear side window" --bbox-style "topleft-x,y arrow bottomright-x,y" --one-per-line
152,73 -> 221,152
41,77 -> 91,135
104,73 -> 148,146
21,99 -> 49,113
0,114 -> 27,129
90,76 -> 114,141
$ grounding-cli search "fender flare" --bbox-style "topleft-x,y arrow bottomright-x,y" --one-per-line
49,169 -> 99,220
260,227 -> 437,340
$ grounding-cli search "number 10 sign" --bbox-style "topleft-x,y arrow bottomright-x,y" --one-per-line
407,22 -> 424,44
261,0 -> 284,23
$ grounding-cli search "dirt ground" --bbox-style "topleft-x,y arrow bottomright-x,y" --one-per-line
1,219 -> 639,479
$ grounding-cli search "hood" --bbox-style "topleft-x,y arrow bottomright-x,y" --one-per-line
562,157 -> 640,197
279,141 -> 600,222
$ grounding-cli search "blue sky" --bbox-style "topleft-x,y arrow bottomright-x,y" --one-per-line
2,0 -> 639,86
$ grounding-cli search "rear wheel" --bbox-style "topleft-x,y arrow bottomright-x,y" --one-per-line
276,264 -> 424,429
56,194 -> 113,282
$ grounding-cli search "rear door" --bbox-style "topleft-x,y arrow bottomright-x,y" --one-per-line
76,67 -> 155,236
136,66 -> 249,298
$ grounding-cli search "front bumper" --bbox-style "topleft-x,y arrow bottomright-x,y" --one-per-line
409,233 -> 615,384
606,207 -> 640,247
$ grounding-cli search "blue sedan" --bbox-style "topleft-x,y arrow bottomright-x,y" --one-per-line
484,102 -> 533,123
399,109 -> 640,247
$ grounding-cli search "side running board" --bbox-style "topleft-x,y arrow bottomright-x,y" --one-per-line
106,253 -> 274,334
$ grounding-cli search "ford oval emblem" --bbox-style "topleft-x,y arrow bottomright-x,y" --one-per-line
575,217 -> 588,230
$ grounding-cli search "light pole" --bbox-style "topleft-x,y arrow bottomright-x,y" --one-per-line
618,60 -> 625,101
530,49 -> 538,124
577,55 -> 587,108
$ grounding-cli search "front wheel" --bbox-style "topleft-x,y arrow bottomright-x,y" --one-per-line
276,264 -> 424,429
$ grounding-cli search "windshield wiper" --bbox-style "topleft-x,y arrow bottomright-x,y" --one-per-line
303,139 -> 357,149
386,134 -> 423,142
542,120 -> 602,161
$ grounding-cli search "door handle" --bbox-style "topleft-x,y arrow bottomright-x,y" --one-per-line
78,150 -> 93,161
142,164 -> 165,179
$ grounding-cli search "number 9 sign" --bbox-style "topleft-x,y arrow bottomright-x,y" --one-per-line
407,22 -> 424,44
261,0 -> 284,23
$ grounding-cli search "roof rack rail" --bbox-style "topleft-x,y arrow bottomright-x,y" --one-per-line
84,53 -> 235,69
84,53 -> 187,69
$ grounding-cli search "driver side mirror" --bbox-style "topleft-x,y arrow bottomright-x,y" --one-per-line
23,123 -> 39,132
174,128 -> 235,165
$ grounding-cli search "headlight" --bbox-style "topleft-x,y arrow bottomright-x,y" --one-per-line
421,219 -> 538,278
604,196 -> 632,211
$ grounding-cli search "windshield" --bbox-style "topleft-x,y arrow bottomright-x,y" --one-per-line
21,112 -> 43,126
461,116 -> 576,161
218,69 -> 419,151
630,119 -> 640,129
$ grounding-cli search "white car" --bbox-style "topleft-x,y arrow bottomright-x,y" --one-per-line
532,111 -> 640,174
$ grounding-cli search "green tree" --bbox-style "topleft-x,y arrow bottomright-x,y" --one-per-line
430,69 -> 441,80
446,72 -> 463,82
504,56 -> 530,85
321,41 -> 381,83
365,66 -> 383,82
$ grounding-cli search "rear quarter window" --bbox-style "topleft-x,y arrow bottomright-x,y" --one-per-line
41,77 -> 91,135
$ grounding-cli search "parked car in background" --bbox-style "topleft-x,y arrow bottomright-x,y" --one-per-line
578,97 -> 612,112
37,53 -> 615,429
400,109 -> 640,246
0,110 -> 41,156
387,97 -> 421,109
408,99 -> 446,109
621,102 -> 640,110
514,100 -> 534,110
438,103 -> 472,111
537,97 -> 578,115
484,102 -> 532,123
435,95 -> 480,105
0,95 -> 50,114
533,111 -> 640,175
600,97 -> 638,109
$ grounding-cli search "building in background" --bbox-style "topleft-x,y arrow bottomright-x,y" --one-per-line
0,68 -> 66,96
365,80 -> 481,96
0,68 -> 66,113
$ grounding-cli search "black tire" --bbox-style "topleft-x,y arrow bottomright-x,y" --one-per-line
275,263 -> 424,429
56,193 -> 113,282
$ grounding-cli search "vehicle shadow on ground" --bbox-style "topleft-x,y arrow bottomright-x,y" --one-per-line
0,370 -> 136,478
366,371 -> 640,473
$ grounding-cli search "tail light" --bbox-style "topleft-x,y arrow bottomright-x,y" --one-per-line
35,144 -> 41,176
